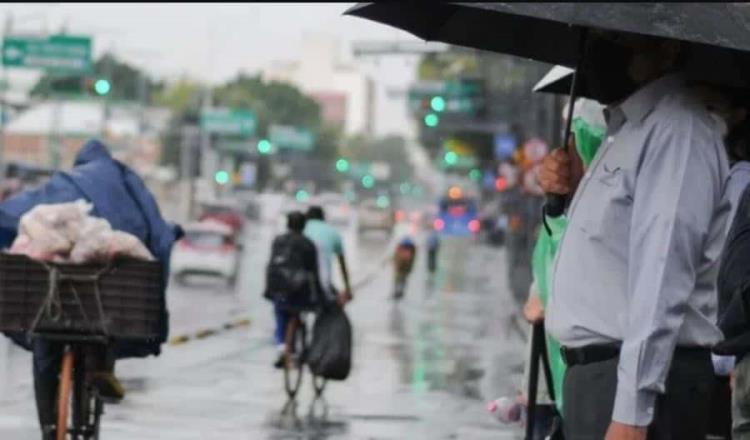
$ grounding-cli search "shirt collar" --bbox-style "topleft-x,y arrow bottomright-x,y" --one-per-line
608,73 -> 685,124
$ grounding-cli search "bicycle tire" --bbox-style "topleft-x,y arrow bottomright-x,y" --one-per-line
56,349 -> 75,440
283,317 -> 306,399
70,348 -> 104,440
312,372 -> 327,397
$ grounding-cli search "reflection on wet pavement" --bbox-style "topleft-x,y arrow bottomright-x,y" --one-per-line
0,221 -> 527,439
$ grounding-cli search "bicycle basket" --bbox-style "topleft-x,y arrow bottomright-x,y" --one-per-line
0,253 -> 163,341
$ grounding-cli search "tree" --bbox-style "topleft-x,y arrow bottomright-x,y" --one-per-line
153,78 -> 204,115
213,73 -> 322,135
30,53 -> 161,103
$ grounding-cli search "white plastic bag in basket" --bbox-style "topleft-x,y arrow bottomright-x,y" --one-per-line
9,200 -> 92,261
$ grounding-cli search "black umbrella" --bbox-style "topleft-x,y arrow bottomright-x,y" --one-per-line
345,2 -> 750,216
345,3 -> 750,70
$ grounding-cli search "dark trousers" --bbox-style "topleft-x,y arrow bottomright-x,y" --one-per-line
33,340 -> 115,431
563,348 -> 714,440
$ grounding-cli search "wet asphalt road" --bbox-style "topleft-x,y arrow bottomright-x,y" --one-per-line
0,217 -> 529,439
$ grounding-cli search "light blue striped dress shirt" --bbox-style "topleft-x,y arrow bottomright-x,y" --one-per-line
547,74 -> 731,426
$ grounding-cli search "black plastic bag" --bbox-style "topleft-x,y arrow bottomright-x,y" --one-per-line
308,305 -> 352,380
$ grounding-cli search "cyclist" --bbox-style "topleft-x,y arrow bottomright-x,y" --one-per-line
304,206 -> 353,306
393,236 -> 417,300
0,140 -> 181,439
264,211 -> 323,369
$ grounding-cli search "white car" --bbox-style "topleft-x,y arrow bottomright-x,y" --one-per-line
313,193 -> 353,226
357,198 -> 395,233
170,220 -> 241,286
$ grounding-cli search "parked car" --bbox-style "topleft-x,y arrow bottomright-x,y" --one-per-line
170,220 -> 242,286
357,198 -> 395,233
313,192 -> 353,227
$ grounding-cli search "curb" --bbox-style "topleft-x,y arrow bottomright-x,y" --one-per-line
168,318 -> 251,346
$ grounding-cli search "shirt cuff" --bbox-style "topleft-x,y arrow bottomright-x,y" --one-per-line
612,383 -> 657,427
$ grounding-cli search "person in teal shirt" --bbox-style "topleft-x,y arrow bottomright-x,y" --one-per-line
304,205 -> 353,305
523,97 -> 607,414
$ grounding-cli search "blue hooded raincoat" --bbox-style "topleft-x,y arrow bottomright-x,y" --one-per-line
0,139 -> 182,358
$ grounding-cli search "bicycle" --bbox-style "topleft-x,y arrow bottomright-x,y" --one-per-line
36,334 -> 108,440
283,311 -> 327,400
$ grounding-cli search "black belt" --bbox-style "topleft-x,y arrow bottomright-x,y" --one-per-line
561,343 -> 711,367
561,344 -> 621,367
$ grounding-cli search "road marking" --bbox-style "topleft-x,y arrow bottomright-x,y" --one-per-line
168,318 -> 251,346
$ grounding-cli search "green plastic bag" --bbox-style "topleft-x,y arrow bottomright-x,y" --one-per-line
531,115 -> 605,413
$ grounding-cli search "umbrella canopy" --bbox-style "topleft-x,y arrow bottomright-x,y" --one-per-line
346,3 -> 750,64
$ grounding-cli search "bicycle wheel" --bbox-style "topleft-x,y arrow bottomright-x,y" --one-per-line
283,317 -> 306,399
311,372 -> 327,397
71,352 -> 103,440
56,348 -> 75,440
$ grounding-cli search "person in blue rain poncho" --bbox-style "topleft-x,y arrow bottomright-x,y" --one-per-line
0,139 -> 182,439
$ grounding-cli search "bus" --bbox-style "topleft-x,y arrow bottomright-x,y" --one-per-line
434,187 -> 480,237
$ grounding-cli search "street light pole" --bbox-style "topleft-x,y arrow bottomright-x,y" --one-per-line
0,12 -> 11,181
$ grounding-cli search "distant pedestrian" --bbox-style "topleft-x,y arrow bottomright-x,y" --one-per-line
393,236 -> 416,300
426,231 -> 439,273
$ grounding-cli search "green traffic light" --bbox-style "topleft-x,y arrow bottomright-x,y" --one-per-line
469,168 -> 482,181
335,158 -> 350,173
444,151 -> 458,165
361,175 -> 375,189
295,190 -> 310,202
424,113 -> 439,127
214,170 -> 230,185
94,79 -> 111,96
257,139 -> 272,154
376,195 -> 390,208
399,182 -> 411,195
430,96 -> 446,112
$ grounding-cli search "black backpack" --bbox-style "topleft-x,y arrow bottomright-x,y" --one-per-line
716,182 -> 750,355
264,234 -> 316,305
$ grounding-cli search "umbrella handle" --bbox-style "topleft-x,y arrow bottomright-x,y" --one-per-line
544,27 -> 589,218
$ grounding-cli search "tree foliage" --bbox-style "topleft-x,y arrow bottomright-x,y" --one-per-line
30,53 -> 163,102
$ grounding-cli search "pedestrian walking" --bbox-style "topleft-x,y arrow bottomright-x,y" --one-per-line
539,33 -> 731,440
426,231 -> 439,274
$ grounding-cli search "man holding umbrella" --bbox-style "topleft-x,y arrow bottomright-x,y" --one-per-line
346,4 -> 750,439
537,34 -> 729,440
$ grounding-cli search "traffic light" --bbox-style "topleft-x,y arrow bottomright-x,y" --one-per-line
295,189 -> 310,202
430,96 -> 446,112
469,168 -> 482,181
335,158 -> 350,173
214,170 -> 230,185
361,175 -> 375,189
257,139 -> 272,155
444,151 -> 458,166
424,113 -> 439,128
94,78 -> 111,96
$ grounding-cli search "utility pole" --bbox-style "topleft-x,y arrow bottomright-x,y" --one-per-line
180,125 -> 199,222
0,12 -> 11,180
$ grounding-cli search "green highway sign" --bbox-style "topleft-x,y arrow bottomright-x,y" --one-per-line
2,34 -> 92,74
200,108 -> 257,137
216,139 -> 255,154
269,124 -> 315,151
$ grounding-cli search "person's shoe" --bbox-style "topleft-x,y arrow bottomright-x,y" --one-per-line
274,353 -> 285,369
90,371 -> 125,403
